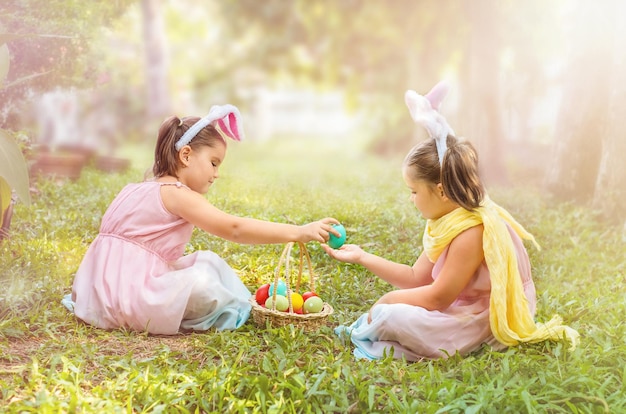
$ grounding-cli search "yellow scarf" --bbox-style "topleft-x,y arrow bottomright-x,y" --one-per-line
423,197 -> 579,350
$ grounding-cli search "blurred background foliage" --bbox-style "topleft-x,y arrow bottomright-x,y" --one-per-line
0,0 -> 135,114
0,0 -> 625,228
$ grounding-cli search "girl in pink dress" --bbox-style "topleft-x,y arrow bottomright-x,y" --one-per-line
65,105 -> 339,335
324,83 -> 579,360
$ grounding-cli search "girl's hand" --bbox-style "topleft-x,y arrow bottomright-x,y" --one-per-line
368,306 -> 375,324
367,295 -> 388,323
298,218 -> 340,243
321,243 -> 364,264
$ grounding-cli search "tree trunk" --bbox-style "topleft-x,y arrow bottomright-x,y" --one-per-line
544,2 -> 612,203
592,1 -> 626,226
141,0 -> 170,118
464,0 -> 507,186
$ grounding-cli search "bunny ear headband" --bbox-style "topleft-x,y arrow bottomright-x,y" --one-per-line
175,104 -> 245,151
405,81 -> 455,164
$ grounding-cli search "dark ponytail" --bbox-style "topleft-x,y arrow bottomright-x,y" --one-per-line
153,116 -> 183,178
440,136 -> 484,210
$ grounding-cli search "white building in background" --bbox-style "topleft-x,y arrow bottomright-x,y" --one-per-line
245,88 -> 362,141
34,88 -> 119,154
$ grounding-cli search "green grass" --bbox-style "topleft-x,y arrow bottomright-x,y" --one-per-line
1,138 -> 624,413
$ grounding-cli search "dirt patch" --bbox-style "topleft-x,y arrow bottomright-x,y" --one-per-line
0,332 -> 200,380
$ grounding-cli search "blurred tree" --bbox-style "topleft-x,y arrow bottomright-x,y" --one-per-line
141,0 -> 171,118
544,0 -> 626,227
461,0 -> 507,185
0,0 -> 135,128
458,0 -> 572,186
544,1 -> 613,202
592,2 -> 626,226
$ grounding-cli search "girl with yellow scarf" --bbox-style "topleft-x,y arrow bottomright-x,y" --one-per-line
324,83 -> 579,360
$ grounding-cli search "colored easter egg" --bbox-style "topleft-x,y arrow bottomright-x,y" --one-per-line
255,283 -> 270,305
303,296 -> 324,314
328,224 -> 346,249
290,292 -> 304,311
269,280 -> 287,297
265,294 -> 289,311
302,291 -> 318,302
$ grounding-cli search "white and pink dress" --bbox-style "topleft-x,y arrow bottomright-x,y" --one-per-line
335,226 -> 537,360
65,181 -> 251,334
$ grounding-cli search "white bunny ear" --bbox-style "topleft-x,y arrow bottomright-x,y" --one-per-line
405,90 -> 433,126
424,80 -> 451,111
405,81 -> 455,164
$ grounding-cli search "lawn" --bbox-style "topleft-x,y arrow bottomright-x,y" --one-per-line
1,138 -> 624,413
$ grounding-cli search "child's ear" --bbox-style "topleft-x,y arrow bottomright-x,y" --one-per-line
179,146 -> 191,165
436,183 -> 446,199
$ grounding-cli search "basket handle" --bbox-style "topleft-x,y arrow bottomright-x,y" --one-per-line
269,242 -> 316,312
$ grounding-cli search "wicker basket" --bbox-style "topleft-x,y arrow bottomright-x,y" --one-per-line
249,242 -> 333,331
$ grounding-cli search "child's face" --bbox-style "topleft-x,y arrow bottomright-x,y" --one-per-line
402,167 -> 450,220
181,141 -> 226,194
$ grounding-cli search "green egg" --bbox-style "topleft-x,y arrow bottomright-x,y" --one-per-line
328,224 -> 346,249
303,296 -> 324,314
265,295 -> 289,311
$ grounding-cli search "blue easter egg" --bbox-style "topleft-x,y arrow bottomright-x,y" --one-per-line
269,280 -> 287,297
328,224 -> 347,249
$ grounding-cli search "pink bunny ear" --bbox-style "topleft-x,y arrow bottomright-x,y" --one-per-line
175,104 -> 245,150
216,111 -> 243,142
424,80 -> 451,111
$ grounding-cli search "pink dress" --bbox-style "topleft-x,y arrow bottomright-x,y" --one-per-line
335,226 -> 537,360
67,181 -> 251,334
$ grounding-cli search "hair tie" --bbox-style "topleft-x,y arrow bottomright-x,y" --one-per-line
178,118 -> 184,127
404,81 -> 455,165
175,104 -> 245,151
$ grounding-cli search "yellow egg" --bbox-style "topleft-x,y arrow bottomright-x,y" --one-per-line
290,292 -> 304,311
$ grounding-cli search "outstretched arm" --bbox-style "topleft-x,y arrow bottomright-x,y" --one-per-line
322,244 -> 435,289
162,185 -> 339,244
